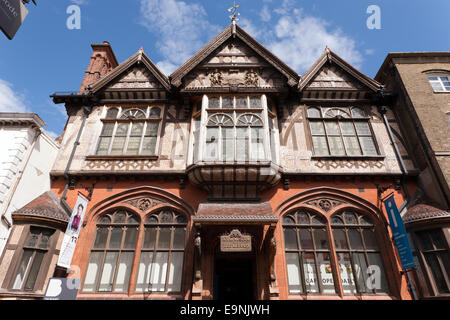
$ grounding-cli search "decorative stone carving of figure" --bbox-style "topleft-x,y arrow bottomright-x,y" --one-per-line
209,70 -> 223,86
245,69 -> 259,87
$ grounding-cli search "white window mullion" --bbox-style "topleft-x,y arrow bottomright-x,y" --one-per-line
107,122 -> 118,155
199,95 -> 208,162
123,122 -> 133,154
261,94 -> 271,162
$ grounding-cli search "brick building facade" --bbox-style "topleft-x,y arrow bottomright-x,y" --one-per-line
0,23 -> 447,300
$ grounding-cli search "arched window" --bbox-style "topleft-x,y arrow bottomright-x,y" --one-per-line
307,106 -> 378,156
82,210 -> 140,293
96,106 -> 163,156
135,210 -> 187,293
283,210 -> 335,294
331,211 -> 389,294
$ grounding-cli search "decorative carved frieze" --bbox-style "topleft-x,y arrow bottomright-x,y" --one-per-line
305,199 -> 343,212
313,159 -> 385,170
84,159 -> 160,171
108,66 -> 163,90
125,197 -> 165,212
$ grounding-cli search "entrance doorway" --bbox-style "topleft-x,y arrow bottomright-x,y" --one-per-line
214,256 -> 255,300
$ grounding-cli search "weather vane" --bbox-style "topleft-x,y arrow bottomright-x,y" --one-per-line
228,0 -> 240,23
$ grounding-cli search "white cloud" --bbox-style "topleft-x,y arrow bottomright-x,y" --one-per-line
139,0 -> 221,75
259,5 -> 271,22
156,60 -> 179,76
268,8 -> 363,73
0,79 -> 29,113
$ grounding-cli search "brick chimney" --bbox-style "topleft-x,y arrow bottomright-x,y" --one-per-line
78,41 -> 119,93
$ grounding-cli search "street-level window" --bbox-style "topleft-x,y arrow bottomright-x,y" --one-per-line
283,211 -> 336,294
428,75 -> 450,92
96,106 -> 163,156
11,227 -> 54,291
413,228 -> 450,295
191,95 -> 279,163
331,211 -> 389,294
135,210 -> 187,293
82,210 -> 139,293
307,106 -> 379,156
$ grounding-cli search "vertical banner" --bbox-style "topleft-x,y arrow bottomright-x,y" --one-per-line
57,193 -> 89,269
383,194 -> 415,270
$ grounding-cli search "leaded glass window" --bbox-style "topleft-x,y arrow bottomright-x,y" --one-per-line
307,106 -> 379,156
96,106 -> 163,156
82,210 -> 140,293
135,210 -> 187,293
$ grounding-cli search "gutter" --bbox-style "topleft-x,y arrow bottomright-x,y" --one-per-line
60,106 -> 91,214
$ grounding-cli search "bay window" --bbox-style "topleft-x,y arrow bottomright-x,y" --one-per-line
190,95 -> 278,164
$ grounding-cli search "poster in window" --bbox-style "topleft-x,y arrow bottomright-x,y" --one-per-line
57,193 -> 89,269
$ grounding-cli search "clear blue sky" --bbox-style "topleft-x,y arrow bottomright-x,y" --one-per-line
0,0 -> 449,137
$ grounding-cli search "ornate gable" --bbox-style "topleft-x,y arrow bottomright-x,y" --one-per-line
107,65 -> 164,90
306,64 -> 365,90
171,24 -> 299,92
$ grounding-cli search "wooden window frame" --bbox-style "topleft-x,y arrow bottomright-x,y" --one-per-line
427,74 -> 450,93
307,106 -> 381,158
94,106 -> 164,157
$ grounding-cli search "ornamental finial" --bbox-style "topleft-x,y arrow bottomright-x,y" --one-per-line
228,0 -> 240,23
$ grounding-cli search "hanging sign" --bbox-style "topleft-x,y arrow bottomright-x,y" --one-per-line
0,0 -> 29,40
383,194 -> 415,270
57,193 -> 89,269
220,229 -> 252,252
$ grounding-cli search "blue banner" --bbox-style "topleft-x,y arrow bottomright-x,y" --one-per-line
383,194 -> 415,270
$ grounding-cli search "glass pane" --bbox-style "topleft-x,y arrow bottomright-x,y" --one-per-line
142,137 -> 157,155
222,127 -> 234,162
109,228 -> 123,248
176,215 -> 187,224
344,212 -> 358,225
99,252 -> 118,292
425,253 -> 450,294
83,252 -> 103,292
318,253 -> 335,294
249,97 -> 261,108
296,212 -> 310,225
160,211 -> 173,223
299,229 -> 314,250
333,229 -> 348,250
208,97 -> 220,109
98,215 -> 111,224
302,252 -> 319,293
250,128 -> 265,161
286,252 -> 302,294
355,122 -> 370,135
311,216 -> 325,225
128,215 -> 140,224
26,229 -> 40,247
38,230 -> 53,249
325,122 -> 340,135
337,253 -> 357,294
236,127 -> 249,161
106,108 -> 118,119
283,228 -> 298,250
96,137 -> 112,155
313,229 -> 329,250
158,228 -> 171,250
362,229 -> 379,250
353,252 -> 369,293
430,230 -> 447,250
101,122 -> 115,136
114,252 -> 134,293
130,122 -> 144,135
428,76 -> 438,81
312,136 -> 329,155
93,227 -> 109,249
348,229 -> 364,250
283,216 -> 295,225
136,252 -> 153,292
367,253 -> 389,293
236,96 -> 248,108
145,122 -> 159,136
331,216 -> 344,225
115,123 -> 129,136
110,136 -> 126,155
307,108 -> 321,118
343,136 -> 362,156
417,231 -> 433,250
149,252 -> 168,292
340,122 -> 355,135
123,228 -> 138,249
359,216 -> 373,226
114,211 -> 126,223
12,250 -> 33,289
205,128 -> 219,161
173,228 -> 186,249
309,121 -> 325,135
143,227 -> 157,249
167,252 -> 184,292
351,107 -> 366,118
359,137 -> 377,155
328,136 -> 345,155
222,97 -> 233,109
149,107 -> 161,118
125,136 -> 141,155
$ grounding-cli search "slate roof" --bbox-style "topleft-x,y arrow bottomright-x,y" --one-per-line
403,204 -> 450,225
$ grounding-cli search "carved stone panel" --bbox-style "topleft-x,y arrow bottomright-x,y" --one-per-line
125,197 -> 165,212
108,66 -> 163,90
305,199 -> 343,212
307,65 -> 364,89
